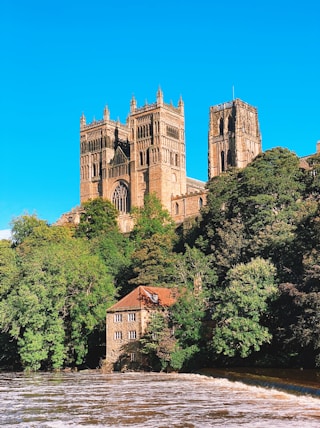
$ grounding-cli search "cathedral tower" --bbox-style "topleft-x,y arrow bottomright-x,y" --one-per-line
80,90 -> 186,219
208,99 -> 262,178
128,88 -> 186,212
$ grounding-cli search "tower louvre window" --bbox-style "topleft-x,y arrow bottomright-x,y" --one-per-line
228,116 -> 234,132
219,118 -> 224,136
166,125 -> 179,139
227,149 -> 232,166
221,151 -> 225,172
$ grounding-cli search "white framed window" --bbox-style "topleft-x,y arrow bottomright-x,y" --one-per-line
114,313 -> 122,323
130,353 -> 136,362
114,331 -> 122,340
128,330 -> 137,340
128,313 -> 136,322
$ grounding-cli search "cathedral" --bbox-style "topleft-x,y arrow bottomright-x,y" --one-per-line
78,89 -> 262,232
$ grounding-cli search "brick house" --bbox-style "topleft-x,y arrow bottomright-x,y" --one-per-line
106,286 -> 178,369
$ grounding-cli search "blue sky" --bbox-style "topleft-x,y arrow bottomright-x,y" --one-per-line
0,0 -> 319,233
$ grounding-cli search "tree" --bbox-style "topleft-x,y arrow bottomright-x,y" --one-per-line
140,311 -> 185,372
0,241 -> 19,368
211,258 -> 278,359
11,214 -> 49,246
139,247 -> 217,371
236,148 -> 305,263
76,198 -> 119,239
130,193 -> 176,243
126,194 -> 178,291
303,153 -> 320,195
195,148 -> 307,283
0,232 -> 116,371
166,247 -> 215,368
281,226 -> 320,367
0,240 -> 18,297
196,169 -> 239,254
129,233 -> 177,288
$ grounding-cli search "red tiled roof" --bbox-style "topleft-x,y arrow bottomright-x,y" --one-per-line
107,286 -> 178,312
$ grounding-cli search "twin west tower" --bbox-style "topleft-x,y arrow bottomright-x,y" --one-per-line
80,89 -> 261,231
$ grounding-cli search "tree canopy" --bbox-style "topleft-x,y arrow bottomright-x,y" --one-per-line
2,147 -> 320,371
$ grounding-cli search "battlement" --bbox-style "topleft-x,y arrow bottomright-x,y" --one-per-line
210,98 -> 257,113
132,101 -> 182,116
81,118 -> 128,132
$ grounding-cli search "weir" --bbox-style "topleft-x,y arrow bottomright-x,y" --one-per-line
199,367 -> 320,398
1,371 -> 320,427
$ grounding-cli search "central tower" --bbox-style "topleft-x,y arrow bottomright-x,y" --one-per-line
208,99 -> 262,178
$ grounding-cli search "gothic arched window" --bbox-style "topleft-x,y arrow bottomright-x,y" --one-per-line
199,197 -> 203,209
112,182 -> 129,214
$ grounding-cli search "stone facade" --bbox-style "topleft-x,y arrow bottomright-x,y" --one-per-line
78,92 -> 262,231
80,89 -> 191,214
106,286 -> 177,369
208,99 -> 262,178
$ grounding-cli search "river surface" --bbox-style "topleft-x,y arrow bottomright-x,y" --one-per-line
1,371 -> 320,427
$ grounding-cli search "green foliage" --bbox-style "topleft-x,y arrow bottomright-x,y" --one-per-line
302,153 -> 320,195
18,330 -> 48,372
130,193 -> 175,243
129,233 -> 177,288
76,198 -> 119,239
127,195 -> 178,290
0,240 -> 18,297
0,218 -> 116,371
139,245 -> 216,371
11,214 -> 49,246
95,230 -> 133,278
175,245 -> 217,291
197,148 -> 308,283
212,258 -> 278,358
140,308 -> 199,372
5,146 -> 320,370
140,311 -> 177,371
277,241 -> 320,367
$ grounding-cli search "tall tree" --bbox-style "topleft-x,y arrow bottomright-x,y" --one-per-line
129,233 -> 177,288
130,193 -> 176,243
76,198 -> 119,240
211,258 -> 278,359
11,214 -> 49,246
126,194 -> 177,291
196,148 -> 307,283
0,225 -> 116,371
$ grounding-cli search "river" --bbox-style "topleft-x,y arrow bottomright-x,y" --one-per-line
1,371 -> 320,427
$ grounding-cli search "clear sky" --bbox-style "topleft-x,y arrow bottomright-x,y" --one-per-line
0,0 -> 319,233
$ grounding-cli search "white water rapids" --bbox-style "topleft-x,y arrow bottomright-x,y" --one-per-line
0,371 -> 320,427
